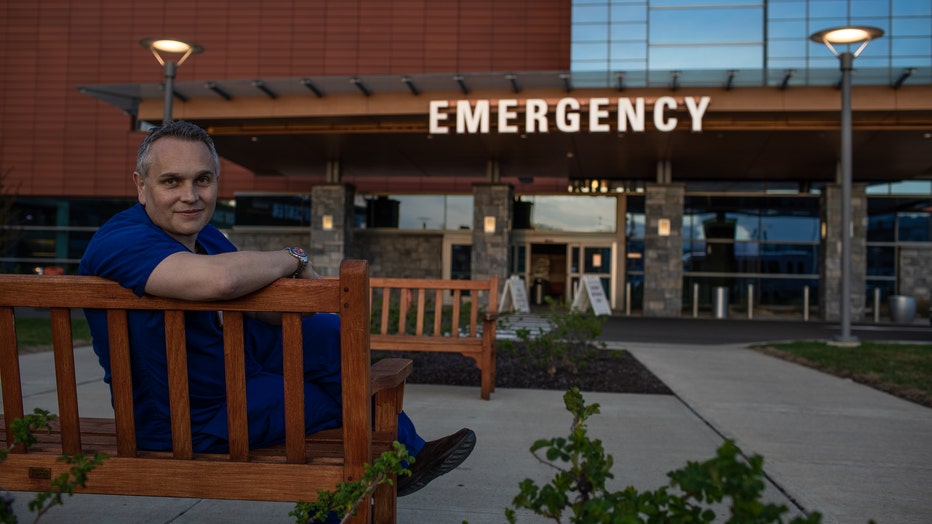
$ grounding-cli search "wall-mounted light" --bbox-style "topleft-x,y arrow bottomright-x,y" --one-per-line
484,216 -> 496,234
658,218 -> 671,237
322,215 -> 334,231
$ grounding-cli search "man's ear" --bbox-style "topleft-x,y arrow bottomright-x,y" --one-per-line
132,171 -> 146,204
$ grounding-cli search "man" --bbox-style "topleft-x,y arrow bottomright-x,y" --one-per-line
78,120 -> 474,497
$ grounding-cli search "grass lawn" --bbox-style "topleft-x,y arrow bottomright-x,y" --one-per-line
754,341 -> 932,408
13,317 -> 92,353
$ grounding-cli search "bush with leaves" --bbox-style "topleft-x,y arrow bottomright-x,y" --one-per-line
500,299 -> 607,375
506,388 -> 823,524
0,409 -> 108,524
290,441 -> 412,524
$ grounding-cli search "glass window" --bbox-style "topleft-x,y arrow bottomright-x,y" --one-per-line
898,213 -> 932,242
572,42 -> 609,62
234,194 -> 311,227
893,0 -> 932,16
573,23 -> 609,42
868,213 -> 896,242
769,1 -> 808,20
525,195 -> 616,232
573,4 -> 609,23
649,7 -> 763,45
852,0 -> 891,18
769,19 -> 808,39
611,4 -> 647,22
445,196 -> 474,230
650,45 -> 763,70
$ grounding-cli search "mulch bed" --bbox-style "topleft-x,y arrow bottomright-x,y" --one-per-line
373,346 -> 672,395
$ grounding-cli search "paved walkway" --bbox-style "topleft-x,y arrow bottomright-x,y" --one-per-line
4,317 -> 932,523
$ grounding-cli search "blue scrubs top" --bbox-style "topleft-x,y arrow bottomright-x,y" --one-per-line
78,204 -> 350,453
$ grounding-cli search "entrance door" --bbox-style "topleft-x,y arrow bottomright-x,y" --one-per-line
528,243 -> 568,305
568,244 -> 616,308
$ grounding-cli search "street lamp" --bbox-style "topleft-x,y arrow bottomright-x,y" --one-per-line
809,26 -> 883,344
139,37 -> 204,123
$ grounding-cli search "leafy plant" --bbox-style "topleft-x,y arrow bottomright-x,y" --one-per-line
506,388 -> 823,524
290,441 -> 412,524
0,409 -> 108,523
500,299 -> 607,375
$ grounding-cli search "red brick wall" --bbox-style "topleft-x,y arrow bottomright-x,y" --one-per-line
0,0 -> 570,198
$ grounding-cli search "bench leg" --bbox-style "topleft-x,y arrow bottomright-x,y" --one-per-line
373,384 -> 404,523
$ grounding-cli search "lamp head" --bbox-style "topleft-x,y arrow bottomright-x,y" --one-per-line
810,26 -> 884,57
139,37 -> 204,66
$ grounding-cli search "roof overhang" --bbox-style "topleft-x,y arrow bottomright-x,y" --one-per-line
77,72 -> 932,192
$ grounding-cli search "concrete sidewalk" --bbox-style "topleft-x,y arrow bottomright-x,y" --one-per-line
6,335 -> 932,523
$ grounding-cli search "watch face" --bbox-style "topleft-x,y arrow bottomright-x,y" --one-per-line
291,247 -> 307,257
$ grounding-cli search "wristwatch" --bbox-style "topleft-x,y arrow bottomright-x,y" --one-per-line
283,247 -> 308,278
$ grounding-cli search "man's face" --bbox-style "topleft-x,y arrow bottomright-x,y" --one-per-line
133,137 -> 218,250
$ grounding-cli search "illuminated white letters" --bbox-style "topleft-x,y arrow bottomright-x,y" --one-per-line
456,99 -> 490,133
427,96 -> 712,134
556,98 -> 580,132
498,99 -> 519,133
589,98 -> 610,132
525,99 -> 549,133
653,96 -> 677,132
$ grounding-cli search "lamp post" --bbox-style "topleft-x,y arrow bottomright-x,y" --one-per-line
810,26 -> 883,344
139,37 -> 204,123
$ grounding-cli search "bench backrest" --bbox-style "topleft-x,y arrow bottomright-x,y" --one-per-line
369,276 -> 498,338
0,260 -> 371,476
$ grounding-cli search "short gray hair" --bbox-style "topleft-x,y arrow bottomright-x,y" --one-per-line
135,121 -> 220,177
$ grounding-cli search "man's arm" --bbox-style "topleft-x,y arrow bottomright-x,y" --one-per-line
145,249 -> 315,301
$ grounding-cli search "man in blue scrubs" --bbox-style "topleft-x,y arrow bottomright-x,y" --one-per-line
79,120 -> 474,497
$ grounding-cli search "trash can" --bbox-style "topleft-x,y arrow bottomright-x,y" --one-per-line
889,295 -> 916,324
713,286 -> 729,319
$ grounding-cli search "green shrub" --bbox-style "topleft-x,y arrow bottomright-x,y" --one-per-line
500,299 -> 606,375
290,442 -> 411,524
0,409 -> 108,523
506,388 -> 823,524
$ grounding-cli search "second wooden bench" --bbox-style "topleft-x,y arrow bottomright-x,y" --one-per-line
369,277 -> 499,400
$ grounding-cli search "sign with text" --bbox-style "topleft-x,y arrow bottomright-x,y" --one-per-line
571,275 -> 612,316
499,275 -> 530,314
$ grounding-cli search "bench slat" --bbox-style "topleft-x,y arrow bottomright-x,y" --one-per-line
51,308 -> 81,455
165,310 -> 194,459
0,306 -> 24,450
222,311 -> 250,461
107,309 -> 137,457
283,312 -> 306,464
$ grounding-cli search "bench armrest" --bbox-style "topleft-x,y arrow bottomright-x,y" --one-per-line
370,358 -> 413,394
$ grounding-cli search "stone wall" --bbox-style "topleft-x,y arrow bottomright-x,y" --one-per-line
227,228 -> 311,252
643,183 -> 685,317
898,245 -> 932,319
349,229 -> 445,278
819,184 -> 867,321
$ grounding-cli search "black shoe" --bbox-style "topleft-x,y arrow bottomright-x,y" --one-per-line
397,428 -> 476,497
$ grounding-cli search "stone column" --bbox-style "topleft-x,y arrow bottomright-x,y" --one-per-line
643,183 -> 685,317
311,183 -> 355,277
471,183 -> 512,282
819,183 -> 866,321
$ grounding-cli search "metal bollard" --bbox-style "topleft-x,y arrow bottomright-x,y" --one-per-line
747,283 -> 754,319
803,285 -> 809,321
874,287 -> 881,323
693,282 -> 699,318
625,282 -> 632,316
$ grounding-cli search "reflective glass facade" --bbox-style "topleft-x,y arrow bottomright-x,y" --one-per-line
572,0 -> 932,87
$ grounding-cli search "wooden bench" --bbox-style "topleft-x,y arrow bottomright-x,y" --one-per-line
369,276 -> 498,400
0,259 -> 411,524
